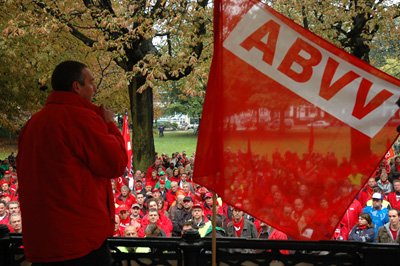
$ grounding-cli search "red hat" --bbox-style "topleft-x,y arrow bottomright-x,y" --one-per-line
192,203 -> 203,209
160,180 -> 166,184
0,181 -> 8,187
153,188 -> 160,193
234,203 -> 243,209
205,192 -> 213,198
0,192 -> 10,199
117,205 -> 129,213
4,171 -> 11,175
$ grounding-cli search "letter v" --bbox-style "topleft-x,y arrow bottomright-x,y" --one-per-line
320,57 -> 360,100
352,79 -> 393,120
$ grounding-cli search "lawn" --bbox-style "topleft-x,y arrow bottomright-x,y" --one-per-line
153,130 -> 198,156
0,138 -> 17,161
0,130 -> 199,161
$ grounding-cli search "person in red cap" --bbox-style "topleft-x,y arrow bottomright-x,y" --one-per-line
0,181 -> 10,195
202,192 -> 224,221
117,205 -> 131,236
115,185 -> 136,209
1,170 -> 11,182
190,203 -> 211,237
0,193 -> 11,205
17,61 -> 128,265
152,188 -> 161,199
129,203 -> 143,232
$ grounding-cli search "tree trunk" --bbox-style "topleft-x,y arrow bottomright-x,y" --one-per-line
350,40 -> 371,162
129,75 -> 155,171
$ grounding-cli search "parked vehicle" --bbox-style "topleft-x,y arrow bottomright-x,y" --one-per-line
307,120 -> 330,129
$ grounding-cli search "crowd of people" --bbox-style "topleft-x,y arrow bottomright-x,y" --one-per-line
2,145 -> 400,254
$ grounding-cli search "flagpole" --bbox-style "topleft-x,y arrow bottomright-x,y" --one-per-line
212,192 -> 216,266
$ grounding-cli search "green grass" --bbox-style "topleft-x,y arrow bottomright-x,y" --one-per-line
153,130 -> 198,156
0,139 -> 17,161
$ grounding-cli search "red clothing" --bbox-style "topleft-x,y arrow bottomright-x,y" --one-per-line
185,191 -> 195,202
115,193 -> 137,209
340,199 -> 362,233
358,186 -> 374,207
145,164 -> 166,182
331,223 -> 349,240
388,192 -> 400,210
118,216 -> 131,237
138,213 -> 172,237
166,189 -> 183,207
258,228 -> 289,254
17,91 -> 128,263
202,202 -> 224,219
146,177 -> 159,189
130,216 -> 143,232
0,213 -> 9,225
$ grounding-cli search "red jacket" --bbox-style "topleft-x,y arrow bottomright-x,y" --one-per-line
340,199 -> 362,233
138,213 -> 172,237
115,193 -> 137,209
17,91 -> 128,262
388,192 -> 400,210
358,186 -> 374,207
202,202 -> 224,220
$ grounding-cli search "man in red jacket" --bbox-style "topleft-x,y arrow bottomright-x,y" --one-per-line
388,180 -> 400,210
17,61 -> 128,265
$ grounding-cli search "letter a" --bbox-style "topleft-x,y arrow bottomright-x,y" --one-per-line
352,79 -> 393,120
240,20 -> 280,65
278,38 -> 322,83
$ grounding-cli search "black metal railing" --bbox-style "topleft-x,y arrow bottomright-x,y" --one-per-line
2,230 -> 400,266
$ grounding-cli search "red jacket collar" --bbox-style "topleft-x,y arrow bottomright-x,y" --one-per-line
46,91 -> 102,116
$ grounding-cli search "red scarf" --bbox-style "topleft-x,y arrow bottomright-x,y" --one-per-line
233,217 -> 244,237
359,225 -> 367,230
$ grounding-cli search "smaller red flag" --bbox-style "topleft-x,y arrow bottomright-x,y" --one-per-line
115,109 -> 132,191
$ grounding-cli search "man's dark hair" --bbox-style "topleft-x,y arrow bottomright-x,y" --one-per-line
215,214 -> 223,227
182,220 -> 198,230
51,61 -> 87,92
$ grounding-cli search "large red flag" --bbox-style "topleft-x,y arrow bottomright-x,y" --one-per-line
194,0 -> 400,240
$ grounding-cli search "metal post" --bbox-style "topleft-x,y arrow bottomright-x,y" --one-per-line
180,229 -> 203,266
0,225 -> 11,266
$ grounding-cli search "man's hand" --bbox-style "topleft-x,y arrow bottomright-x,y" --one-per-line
100,104 -> 114,124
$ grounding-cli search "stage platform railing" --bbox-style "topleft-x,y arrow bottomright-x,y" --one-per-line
2,230 -> 400,266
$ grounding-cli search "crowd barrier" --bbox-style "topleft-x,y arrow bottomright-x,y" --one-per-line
1,230 -> 400,266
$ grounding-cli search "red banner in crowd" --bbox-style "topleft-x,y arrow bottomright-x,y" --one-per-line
116,109 -> 132,191
194,0 -> 400,240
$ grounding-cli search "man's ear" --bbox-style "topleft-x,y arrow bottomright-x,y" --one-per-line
72,81 -> 80,95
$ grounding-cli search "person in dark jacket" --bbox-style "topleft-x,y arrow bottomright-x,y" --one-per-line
226,207 -> 257,238
376,209 -> 400,243
205,214 -> 226,237
348,213 -> 375,242
172,196 -> 193,236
